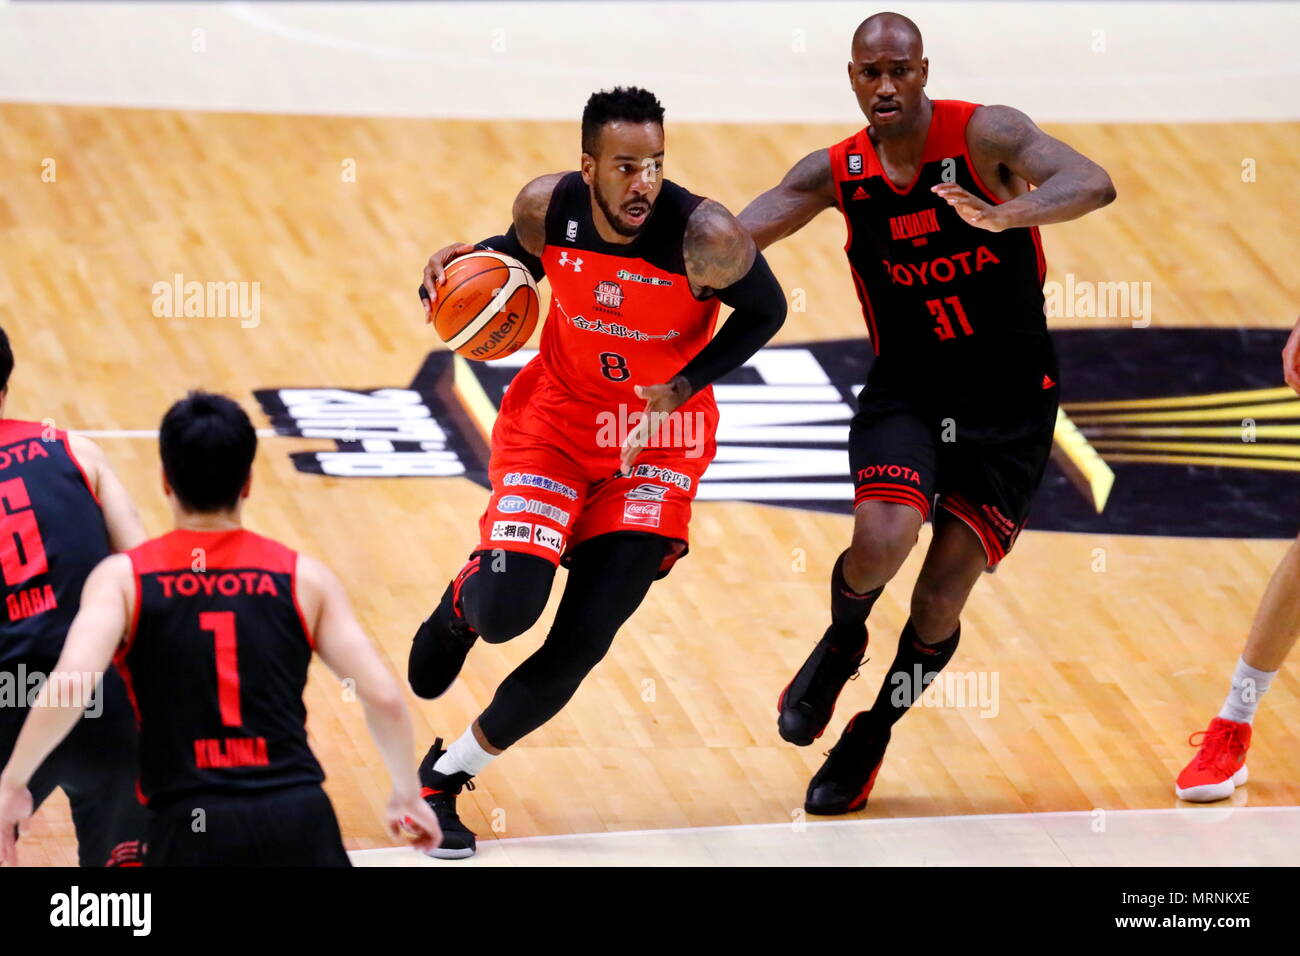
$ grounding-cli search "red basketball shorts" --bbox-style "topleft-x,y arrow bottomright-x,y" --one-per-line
476,359 -> 718,576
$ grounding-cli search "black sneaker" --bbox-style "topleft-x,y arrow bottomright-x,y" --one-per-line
777,625 -> 868,746
419,738 -> 477,860
804,713 -> 891,815
408,559 -> 480,699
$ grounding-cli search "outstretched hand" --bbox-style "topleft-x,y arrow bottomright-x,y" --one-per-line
931,183 -> 1007,232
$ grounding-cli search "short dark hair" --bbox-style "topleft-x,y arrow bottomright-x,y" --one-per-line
0,326 -> 12,392
581,87 -> 665,156
159,391 -> 257,513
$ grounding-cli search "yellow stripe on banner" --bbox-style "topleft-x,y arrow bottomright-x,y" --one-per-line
1064,386 -> 1296,412
1070,401 -> 1300,425
1091,440 -> 1300,459
1102,453 -> 1300,473
1082,424 -> 1300,439
1051,407 -> 1114,513
453,353 -> 499,442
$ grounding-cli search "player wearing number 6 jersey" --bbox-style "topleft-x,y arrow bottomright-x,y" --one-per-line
738,13 -> 1115,814
0,392 -> 440,866
409,87 -> 786,858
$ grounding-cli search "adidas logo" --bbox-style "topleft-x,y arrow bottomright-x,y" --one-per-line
1042,374 -> 1056,390
851,186 -> 869,201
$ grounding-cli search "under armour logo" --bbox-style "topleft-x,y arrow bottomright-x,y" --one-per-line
558,251 -> 583,272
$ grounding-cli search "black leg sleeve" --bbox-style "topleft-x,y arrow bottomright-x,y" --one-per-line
476,533 -> 666,749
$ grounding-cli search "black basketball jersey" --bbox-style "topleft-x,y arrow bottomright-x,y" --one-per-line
829,100 -> 1058,428
537,171 -> 721,407
118,528 -> 323,807
0,420 -> 111,669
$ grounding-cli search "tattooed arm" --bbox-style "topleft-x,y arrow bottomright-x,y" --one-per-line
933,105 -> 1116,232
619,199 -> 786,474
738,148 -> 837,251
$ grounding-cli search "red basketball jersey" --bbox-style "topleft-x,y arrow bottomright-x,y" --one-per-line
537,172 -> 721,409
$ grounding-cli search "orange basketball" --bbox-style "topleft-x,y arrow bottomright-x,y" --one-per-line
431,251 -> 540,361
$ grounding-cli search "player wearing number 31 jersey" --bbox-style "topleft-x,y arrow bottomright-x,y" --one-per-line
0,392 -> 441,866
739,13 -> 1115,815
410,87 -> 786,858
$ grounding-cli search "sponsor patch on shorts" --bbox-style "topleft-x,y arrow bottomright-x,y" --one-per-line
496,495 -> 570,526
622,501 -> 662,528
625,482 -> 668,502
532,525 -> 564,553
629,464 -> 691,491
502,472 -> 579,500
490,520 -> 533,542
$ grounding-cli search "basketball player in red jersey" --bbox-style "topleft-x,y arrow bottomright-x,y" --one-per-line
738,13 -> 1116,813
0,326 -> 150,865
1174,315 -> 1300,801
411,87 -> 786,857
0,392 -> 440,865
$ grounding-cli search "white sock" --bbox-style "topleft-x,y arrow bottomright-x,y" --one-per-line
434,727 -> 497,777
1218,657 -> 1277,724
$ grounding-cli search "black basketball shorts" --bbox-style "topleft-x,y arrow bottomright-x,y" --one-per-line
848,386 -> 1058,567
145,782 -> 351,867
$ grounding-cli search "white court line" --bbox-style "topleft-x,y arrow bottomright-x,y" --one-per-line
347,804 -> 1300,858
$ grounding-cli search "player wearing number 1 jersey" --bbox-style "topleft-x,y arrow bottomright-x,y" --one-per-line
739,13 -> 1115,813
410,87 -> 786,857
0,392 -> 440,865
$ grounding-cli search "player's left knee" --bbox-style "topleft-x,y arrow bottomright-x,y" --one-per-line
909,582 -> 967,639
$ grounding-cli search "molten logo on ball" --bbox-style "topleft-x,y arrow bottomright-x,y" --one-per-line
469,312 -> 521,359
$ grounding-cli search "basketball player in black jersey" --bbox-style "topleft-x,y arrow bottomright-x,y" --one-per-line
411,88 -> 786,858
0,392 -> 440,865
739,13 -> 1116,813
0,326 -> 150,866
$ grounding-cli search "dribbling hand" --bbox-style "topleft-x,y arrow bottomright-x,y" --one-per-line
420,243 -> 479,318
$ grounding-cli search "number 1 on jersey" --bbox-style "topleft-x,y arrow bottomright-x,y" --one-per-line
927,295 -> 974,341
200,610 -> 242,727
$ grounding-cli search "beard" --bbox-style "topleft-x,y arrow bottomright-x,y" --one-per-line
593,183 -> 650,238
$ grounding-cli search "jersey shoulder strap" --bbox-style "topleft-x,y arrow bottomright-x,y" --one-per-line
924,99 -> 981,163
644,178 -> 704,276
0,418 -> 99,501
827,127 -> 872,211
542,170 -> 587,246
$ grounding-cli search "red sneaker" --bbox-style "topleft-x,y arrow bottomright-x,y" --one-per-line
1175,717 -> 1251,802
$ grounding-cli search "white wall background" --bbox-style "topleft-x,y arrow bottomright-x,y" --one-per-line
1,1 -> 1297,123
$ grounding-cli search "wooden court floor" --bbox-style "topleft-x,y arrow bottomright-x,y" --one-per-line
1,104 -> 1297,865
